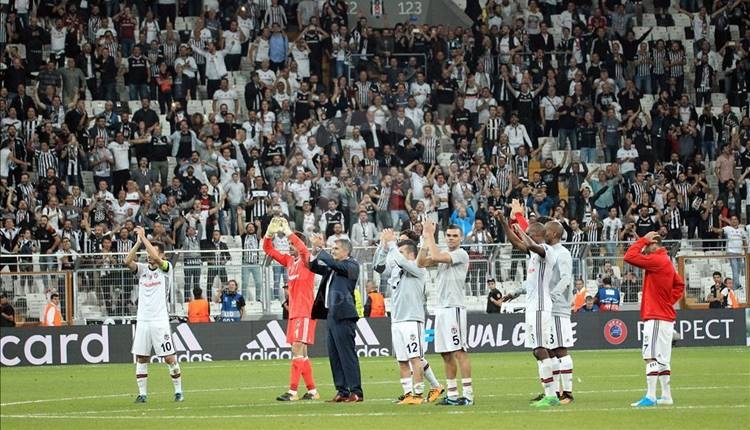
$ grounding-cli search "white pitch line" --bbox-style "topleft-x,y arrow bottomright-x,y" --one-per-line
11,385 -> 748,417
3,371 -> 749,407
2,404 -> 748,421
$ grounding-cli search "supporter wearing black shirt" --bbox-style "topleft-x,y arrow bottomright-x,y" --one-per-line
486,279 -> 503,313
132,98 -> 159,131
539,155 -> 567,199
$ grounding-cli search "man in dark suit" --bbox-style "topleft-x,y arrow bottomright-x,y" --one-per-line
201,228 -> 230,298
10,83 -> 34,121
362,111 -> 387,156
309,234 -> 363,403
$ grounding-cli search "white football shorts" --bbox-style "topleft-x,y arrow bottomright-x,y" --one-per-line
434,307 -> 468,353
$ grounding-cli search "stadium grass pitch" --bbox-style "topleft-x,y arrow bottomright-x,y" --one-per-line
1,347 -> 748,430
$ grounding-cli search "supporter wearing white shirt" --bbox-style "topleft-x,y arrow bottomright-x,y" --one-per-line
288,172 -> 312,207
256,60 -> 277,87
50,21 -> 67,54
616,139 -> 639,179
404,99 -> 424,132
212,78 -> 239,114
367,97 -> 390,128
291,40 -> 311,79
223,27 -> 243,55
216,148 -> 239,185
345,127 -> 366,161
504,115 -> 532,151
721,216 -> 747,289
409,73 -> 431,109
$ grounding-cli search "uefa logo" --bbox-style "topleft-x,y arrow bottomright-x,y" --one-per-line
603,319 -> 628,345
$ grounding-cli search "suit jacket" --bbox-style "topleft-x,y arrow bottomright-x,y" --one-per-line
349,221 -> 378,247
200,239 -> 231,265
10,95 -> 34,120
362,123 -> 388,152
531,33 -> 556,53
310,250 -> 359,321
130,167 -> 159,191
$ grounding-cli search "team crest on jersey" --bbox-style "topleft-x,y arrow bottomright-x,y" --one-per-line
410,334 -> 417,342
603,319 -> 628,345
451,327 -> 458,335
164,334 -> 170,341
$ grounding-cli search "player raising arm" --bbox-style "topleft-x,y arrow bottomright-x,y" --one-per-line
417,220 -> 473,406
498,212 -> 560,408
374,229 -> 444,403
624,231 -> 685,407
125,226 -> 183,403
263,217 -> 320,402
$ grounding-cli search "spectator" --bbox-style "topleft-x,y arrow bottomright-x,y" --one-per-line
41,293 -> 63,326
188,287 -> 211,323
0,293 -> 15,327
213,279 -> 246,322
201,229 -> 230,298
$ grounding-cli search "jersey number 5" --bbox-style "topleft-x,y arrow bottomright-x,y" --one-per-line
452,334 -> 460,346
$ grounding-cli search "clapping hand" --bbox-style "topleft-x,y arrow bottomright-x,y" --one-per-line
310,233 -> 325,249
381,228 -> 396,244
423,220 -> 436,237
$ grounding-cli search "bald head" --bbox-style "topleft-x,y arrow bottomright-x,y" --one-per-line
526,222 -> 546,243
545,221 -> 563,245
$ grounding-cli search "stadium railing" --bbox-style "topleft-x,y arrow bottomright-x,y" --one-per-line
0,239 -> 745,324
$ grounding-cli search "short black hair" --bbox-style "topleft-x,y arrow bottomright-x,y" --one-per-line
50,293 -> 60,300
397,240 -> 418,256
713,271 -> 722,277
193,287 -> 203,299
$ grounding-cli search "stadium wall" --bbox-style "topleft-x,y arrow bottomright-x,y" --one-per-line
1,309 -> 748,367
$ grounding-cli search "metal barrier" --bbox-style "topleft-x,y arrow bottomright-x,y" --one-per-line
0,270 -> 73,325
0,239 -> 746,324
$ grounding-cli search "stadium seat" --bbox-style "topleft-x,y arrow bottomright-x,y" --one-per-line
91,100 -> 107,116
127,101 -> 140,114
202,100 -> 214,115
642,13 -> 657,27
187,100 -> 203,115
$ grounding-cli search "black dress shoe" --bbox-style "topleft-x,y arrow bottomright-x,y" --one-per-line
344,393 -> 363,402
325,394 -> 349,403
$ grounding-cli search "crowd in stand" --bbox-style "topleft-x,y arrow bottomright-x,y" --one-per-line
0,0 -> 748,307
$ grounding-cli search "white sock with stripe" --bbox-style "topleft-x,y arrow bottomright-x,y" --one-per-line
646,361 -> 659,400
420,358 -> 441,389
168,362 -> 182,394
658,363 -> 672,400
539,359 -> 556,398
446,379 -> 459,400
136,362 -> 148,396
559,354 -> 574,393
550,357 -> 561,395
461,378 -> 473,401
400,377 -> 412,395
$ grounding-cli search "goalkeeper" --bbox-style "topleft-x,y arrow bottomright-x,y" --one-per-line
264,217 -> 320,401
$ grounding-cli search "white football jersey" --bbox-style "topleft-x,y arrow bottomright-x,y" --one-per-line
525,244 -> 555,313
135,262 -> 172,323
